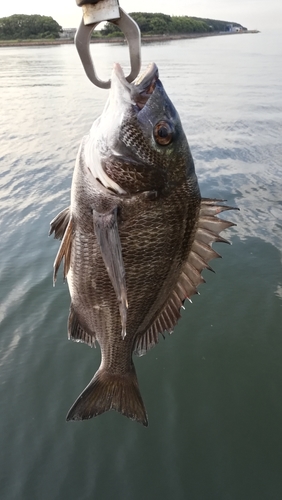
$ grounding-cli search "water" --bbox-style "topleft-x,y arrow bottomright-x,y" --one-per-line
0,32 -> 282,499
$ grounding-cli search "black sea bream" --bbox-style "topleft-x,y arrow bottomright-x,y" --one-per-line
50,63 -> 235,426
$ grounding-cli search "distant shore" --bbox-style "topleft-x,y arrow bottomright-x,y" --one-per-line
0,30 -> 259,47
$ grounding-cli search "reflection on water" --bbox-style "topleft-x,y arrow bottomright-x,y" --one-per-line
0,32 -> 282,500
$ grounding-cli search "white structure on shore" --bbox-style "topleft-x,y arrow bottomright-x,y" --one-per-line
59,28 -> 77,39
226,24 -> 245,33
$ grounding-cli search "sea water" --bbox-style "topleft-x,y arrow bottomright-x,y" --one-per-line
0,31 -> 281,500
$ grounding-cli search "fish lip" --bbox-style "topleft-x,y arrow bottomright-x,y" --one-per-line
112,62 -> 132,90
132,62 -> 159,90
112,62 -> 159,110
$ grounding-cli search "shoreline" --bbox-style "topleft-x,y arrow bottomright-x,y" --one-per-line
0,30 -> 259,47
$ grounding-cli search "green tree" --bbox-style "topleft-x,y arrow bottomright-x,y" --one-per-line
191,17 -> 243,32
0,14 -> 62,40
102,12 -> 211,36
101,12 -> 244,37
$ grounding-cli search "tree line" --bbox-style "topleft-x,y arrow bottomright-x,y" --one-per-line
0,14 -> 62,40
0,13 -> 243,40
101,12 -> 243,37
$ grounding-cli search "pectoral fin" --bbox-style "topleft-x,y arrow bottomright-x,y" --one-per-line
93,207 -> 127,339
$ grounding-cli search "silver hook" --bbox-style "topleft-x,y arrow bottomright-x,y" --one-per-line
75,7 -> 141,89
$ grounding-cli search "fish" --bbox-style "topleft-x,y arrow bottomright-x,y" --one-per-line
50,62 -> 236,426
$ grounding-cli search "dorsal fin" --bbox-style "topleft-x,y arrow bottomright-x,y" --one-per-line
134,199 -> 237,356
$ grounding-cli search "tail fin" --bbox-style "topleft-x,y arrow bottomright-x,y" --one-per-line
66,365 -> 148,426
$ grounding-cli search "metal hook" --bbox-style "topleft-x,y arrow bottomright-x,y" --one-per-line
75,7 -> 141,89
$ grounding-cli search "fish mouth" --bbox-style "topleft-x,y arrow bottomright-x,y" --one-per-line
132,62 -> 159,109
112,62 -> 159,110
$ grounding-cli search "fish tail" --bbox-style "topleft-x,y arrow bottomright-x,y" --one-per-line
66,365 -> 148,426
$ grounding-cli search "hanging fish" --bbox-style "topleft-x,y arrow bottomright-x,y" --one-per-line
50,62 -> 236,426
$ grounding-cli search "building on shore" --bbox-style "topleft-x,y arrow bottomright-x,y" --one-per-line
225,24 -> 247,33
59,28 -> 77,39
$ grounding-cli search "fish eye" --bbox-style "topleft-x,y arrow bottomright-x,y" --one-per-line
153,121 -> 173,146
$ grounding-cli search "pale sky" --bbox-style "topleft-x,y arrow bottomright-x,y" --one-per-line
0,0 -> 281,31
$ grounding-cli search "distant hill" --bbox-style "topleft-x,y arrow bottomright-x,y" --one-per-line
0,12 -> 247,42
101,12 -> 246,37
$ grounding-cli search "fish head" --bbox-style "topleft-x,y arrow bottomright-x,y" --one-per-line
85,62 -> 198,194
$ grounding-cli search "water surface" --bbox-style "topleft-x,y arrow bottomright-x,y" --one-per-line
0,32 -> 282,500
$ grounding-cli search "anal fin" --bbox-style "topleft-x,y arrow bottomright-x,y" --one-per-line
93,207 -> 127,339
68,304 -> 96,347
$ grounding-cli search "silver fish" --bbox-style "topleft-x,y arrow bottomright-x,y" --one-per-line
50,62 -> 236,426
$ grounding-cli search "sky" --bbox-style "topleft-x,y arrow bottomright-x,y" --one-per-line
0,0 -> 281,31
